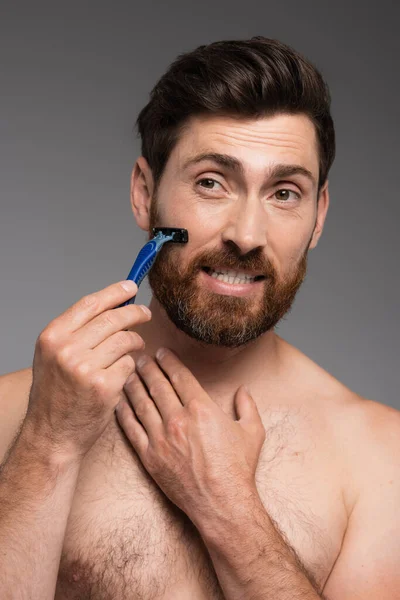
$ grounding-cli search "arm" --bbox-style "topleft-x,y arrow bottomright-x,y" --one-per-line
199,401 -> 400,600
0,368 -> 32,458
0,423 -> 80,600
0,368 -> 77,600
117,349 -> 324,600
0,280 -> 150,599
118,352 -> 400,600
197,492 -> 323,600
322,401 -> 400,599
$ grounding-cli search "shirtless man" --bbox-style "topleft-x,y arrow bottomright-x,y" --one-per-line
1,36 -> 399,600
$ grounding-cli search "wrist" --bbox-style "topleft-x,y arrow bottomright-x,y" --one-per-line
18,416 -> 83,473
193,484 -> 262,544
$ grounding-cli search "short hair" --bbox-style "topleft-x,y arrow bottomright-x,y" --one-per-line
136,36 -> 335,194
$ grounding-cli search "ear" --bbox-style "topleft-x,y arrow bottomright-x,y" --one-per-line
308,180 -> 330,250
130,156 -> 154,232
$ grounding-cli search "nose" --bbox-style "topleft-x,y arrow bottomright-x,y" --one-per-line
221,196 -> 268,255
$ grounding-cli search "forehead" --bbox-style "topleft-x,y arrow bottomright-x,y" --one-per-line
169,113 -> 319,179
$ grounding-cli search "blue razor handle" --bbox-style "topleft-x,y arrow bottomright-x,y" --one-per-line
118,227 -> 188,307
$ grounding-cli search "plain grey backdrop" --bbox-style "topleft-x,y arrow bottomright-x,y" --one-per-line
1,1 -> 399,409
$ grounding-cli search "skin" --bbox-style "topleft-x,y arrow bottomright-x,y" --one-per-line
0,281 -> 151,599
116,113 -> 330,599
117,112 -> 400,598
116,349 -> 321,599
1,113 -> 400,599
129,113 -> 329,405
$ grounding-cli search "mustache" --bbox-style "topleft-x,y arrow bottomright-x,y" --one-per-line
188,247 -> 276,278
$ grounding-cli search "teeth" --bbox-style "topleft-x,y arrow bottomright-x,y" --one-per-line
208,269 -> 257,284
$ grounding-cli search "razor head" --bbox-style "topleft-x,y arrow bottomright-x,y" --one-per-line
152,227 -> 188,243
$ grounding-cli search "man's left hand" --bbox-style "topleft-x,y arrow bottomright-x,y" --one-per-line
116,348 -> 266,526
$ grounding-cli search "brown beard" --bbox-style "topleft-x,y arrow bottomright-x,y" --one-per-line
147,203 -> 311,348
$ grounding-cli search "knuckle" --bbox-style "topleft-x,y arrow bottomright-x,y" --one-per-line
37,327 -> 58,351
170,370 -> 188,386
135,399 -> 151,417
81,293 -> 99,310
112,330 -> 131,348
148,379 -> 170,398
89,372 -> 108,396
187,398 -> 207,418
54,344 -> 75,368
166,413 -> 186,435
100,311 -> 116,329
117,330 -> 143,349
72,360 -> 91,380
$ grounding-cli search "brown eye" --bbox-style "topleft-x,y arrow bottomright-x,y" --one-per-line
198,178 -> 221,189
274,189 -> 299,202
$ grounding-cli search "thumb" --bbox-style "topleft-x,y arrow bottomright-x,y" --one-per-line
234,385 -> 260,425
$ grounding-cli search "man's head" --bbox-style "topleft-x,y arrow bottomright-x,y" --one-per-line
130,37 -> 335,347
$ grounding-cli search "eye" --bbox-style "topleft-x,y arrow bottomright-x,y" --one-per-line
196,178 -> 223,191
274,188 -> 300,203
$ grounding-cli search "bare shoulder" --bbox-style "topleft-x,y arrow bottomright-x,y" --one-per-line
340,395 -> 400,499
300,341 -> 400,485
314,369 -> 400,513
321,397 -> 400,597
0,367 -> 33,460
277,336 -> 400,507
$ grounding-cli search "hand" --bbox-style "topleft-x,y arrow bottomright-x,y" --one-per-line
116,348 -> 266,527
24,280 -> 151,460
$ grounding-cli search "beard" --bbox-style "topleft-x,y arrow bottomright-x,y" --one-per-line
147,203 -> 311,348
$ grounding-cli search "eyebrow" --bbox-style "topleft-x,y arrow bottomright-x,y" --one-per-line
182,152 -> 317,188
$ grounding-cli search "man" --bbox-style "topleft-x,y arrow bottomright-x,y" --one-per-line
0,36 -> 399,600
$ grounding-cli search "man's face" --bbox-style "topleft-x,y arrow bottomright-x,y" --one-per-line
145,113 -> 324,347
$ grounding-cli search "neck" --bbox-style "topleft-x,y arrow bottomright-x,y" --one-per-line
134,297 -> 283,400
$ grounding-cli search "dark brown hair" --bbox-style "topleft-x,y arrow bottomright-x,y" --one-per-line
136,37 -> 335,193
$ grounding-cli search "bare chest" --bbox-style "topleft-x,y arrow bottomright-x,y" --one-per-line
56,404 -> 348,599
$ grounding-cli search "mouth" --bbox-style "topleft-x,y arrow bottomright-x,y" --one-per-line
201,266 -> 265,285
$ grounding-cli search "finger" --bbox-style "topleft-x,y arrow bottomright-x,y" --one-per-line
88,330 -> 145,370
123,371 -> 164,434
90,353 -> 137,409
48,280 -> 138,338
73,303 -> 151,350
235,386 -> 266,441
115,398 -> 149,457
234,385 -> 257,422
135,355 -> 183,420
154,348 -> 209,406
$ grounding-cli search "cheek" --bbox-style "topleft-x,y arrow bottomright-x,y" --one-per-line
267,206 -> 315,256
167,195 -> 227,246
266,227 -> 310,277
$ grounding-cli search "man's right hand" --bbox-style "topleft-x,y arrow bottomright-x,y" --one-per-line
23,280 -> 151,460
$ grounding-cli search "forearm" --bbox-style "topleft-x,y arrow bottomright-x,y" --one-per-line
197,491 -> 324,600
0,422 -> 81,600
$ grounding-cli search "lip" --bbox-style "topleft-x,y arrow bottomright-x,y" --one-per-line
203,266 -> 263,279
199,268 -> 264,297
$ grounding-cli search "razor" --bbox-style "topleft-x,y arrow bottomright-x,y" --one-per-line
118,227 -> 188,307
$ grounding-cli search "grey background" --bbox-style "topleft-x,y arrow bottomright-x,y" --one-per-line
1,1 -> 398,409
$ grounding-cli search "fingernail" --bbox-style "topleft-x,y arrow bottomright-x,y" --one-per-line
140,305 -> 151,317
136,355 -> 148,368
121,280 -> 137,292
125,372 -> 136,385
156,347 -> 166,360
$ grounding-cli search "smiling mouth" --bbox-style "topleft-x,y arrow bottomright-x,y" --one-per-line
202,266 -> 265,284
